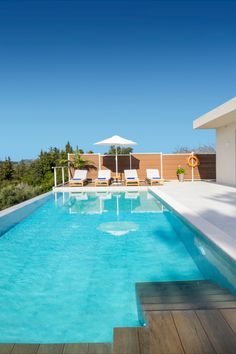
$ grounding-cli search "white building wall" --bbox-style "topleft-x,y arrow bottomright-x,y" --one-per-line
216,121 -> 236,186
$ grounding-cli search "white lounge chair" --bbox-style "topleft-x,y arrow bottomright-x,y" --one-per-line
69,169 -> 88,186
95,170 -> 111,186
124,169 -> 140,186
70,192 -> 88,200
125,191 -> 140,199
146,169 -> 164,185
96,191 -> 112,200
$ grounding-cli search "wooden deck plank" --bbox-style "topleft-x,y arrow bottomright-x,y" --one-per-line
11,344 -> 40,354
143,300 -> 236,311
62,343 -> 89,354
37,344 -> 64,354
0,344 -> 14,354
221,309 -> 236,335
137,327 -> 149,354
88,343 -> 112,354
141,294 -> 236,304
172,310 -> 216,354
141,311 -> 184,354
113,327 -> 140,354
197,309 -> 236,354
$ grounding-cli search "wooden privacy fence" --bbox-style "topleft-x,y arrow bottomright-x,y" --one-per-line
68,153 -> 216,181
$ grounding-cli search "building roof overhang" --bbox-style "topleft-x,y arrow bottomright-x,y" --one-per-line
193,97 -> 236,129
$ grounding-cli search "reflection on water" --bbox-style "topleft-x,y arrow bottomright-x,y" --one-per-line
54,191 -> 236,293
54,191 -> 164,238
55,191 -> 164,215
98,221 -> 139,236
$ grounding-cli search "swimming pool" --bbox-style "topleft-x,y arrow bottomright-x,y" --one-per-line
0,190 -> 235,343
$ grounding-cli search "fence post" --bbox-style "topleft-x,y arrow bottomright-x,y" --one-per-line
62,167 -> 65,185
191,151 -> 194,182
160,152 -> 163,179
67,153 -> 71,180
99,153 -> 101,170
53,167 -> 57,187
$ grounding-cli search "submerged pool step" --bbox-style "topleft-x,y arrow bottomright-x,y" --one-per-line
137,279 -> 213,286
141,293 -> 236,304
138,286 -> 228,298
136,280 -> 236,312
143,301 -> 236,311
136,280 -> 227,297
137,279 -> 220,290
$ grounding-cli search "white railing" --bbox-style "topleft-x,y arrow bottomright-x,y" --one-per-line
52,167 -> 68,187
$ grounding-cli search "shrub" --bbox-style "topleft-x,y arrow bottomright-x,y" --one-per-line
0,183 -> 42,211
176,167 -> 185,175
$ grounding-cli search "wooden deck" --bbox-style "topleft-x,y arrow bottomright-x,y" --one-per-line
113,280 -> 236,353
1,281 -> 236,354
0,343 -> 112,354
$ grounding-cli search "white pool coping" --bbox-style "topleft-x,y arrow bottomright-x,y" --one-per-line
53,186 -> 148,192
0,191 -> 52,217
0,191 -> 52,236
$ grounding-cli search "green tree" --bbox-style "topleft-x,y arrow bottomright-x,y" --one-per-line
0,183 -> 42,210
75,145 -> 84,154
13,160 -> 31,182
65,141 -> 74,154
174,144 -> 216,153
22,147 -> 62,191
106,146 -> 133,155
0,157 -> 14,181
0,143 -> 93,209
195,144 -> 216,153
173,146 -> 192,153
69,150 -> 96,171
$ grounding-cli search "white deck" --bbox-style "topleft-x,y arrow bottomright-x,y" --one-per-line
150,181 -> 236,261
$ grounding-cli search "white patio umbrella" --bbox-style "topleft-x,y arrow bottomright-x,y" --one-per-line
94,135 -> 137,178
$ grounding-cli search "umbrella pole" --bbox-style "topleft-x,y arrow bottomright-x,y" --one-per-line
116,194 -> 120,218
115,146 -> 118,181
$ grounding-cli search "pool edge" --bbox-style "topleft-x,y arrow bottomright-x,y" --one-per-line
150,186 -> 236,263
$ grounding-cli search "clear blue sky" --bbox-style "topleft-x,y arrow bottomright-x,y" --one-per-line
0,0 -> 235,160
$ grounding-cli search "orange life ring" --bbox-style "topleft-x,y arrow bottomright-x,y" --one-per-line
187,155 -> 199,168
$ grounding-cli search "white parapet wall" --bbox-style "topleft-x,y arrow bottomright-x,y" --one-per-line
0,191 -> 52,236
216,121 -> 236,187
193,97 -> 236,187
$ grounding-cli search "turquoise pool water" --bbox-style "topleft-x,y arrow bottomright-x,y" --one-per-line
0,191 -> 235,343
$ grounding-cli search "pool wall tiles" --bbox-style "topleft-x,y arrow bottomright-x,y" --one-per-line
0,192 -> 51,237
164,209 -> 236,293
